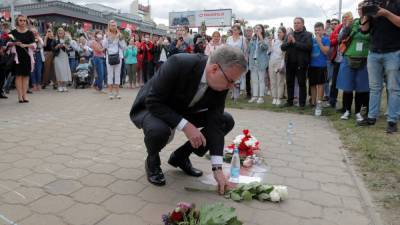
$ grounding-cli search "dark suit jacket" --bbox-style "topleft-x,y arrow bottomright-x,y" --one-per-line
130,53 -> 228,156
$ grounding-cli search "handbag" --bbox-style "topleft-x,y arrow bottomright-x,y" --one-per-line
108,53 -> 120,65
347,56 -> 367,70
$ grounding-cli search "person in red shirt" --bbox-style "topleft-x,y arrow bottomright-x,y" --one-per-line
141,33 -> 154,83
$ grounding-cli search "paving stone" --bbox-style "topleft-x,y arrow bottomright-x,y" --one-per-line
301,190 -> 343,207
111,168 -> 144,180
136,203 -> 174,224
253,209 -> 300,225
1,187 -> 46,204
138,186 -> 179,204
80,173 -> 116,187
57,168 -> 89,180
0,204 -> 32,223
108,180 -> 147,195
102,195 -> 146,214
324,208 -> 370,225
0,167 -> 32,180
97,214 -> 147,225
71,187 -> 113,204
29,195 -> 75,214
279,199 -> 323,218
87,163 -> 119,173
19,214 -> 67,225
61,203 -> 108,225
45,179 -> 82,195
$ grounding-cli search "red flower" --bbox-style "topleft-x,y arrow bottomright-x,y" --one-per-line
1,33 -> 9,41
243,129 -> 249,136
170,210 -> 183,222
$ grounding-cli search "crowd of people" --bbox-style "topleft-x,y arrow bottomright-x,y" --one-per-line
1,0 -> 400,134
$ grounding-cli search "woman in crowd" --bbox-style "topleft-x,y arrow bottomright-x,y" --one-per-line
269,27 -> 286,106
30,27 -> 45,91
135,34 -> 144,87
52,27 -> 72,92
102,20 -> 126,99
336,6 -> 370,121
90,30 -> 106,92
226,24 -> 248,100
204,31 -> 223,56
42,28 -> 56,89
8,15 -> 35,103
158,37 -> 170,66
65,31 -> 79,74
247,24 -> 269,104
124,38 -> 138,88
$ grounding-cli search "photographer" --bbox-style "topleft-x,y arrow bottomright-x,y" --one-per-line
140,34 -> 154,83
359,0 -> 400,134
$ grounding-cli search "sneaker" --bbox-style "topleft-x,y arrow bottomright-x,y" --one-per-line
386,122 -> 398,134
248,97 -> 257,103
115,94 -> 121,99
276,99 -> 282,106
256,97 -> 264,104
57,87 -> 63,92
272,98 -> 277,105
357,118 -> 376,126
341,111 -> 351,120
109,93 -> 114,99
356,113 -> 364,122
63,87 -> 68,92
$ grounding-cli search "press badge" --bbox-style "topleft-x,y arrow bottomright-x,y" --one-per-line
356,42 -> 363,52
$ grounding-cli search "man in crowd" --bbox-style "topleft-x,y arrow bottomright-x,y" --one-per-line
281,17 -> 313,108
130,46 -> 247,195
169,26 -> 193,56
359,0 -> 400,133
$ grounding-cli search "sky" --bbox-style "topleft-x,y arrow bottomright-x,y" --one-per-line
74,0 -> 362,34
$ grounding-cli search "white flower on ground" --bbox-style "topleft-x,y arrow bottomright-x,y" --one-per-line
269,190 -> 281,202
233,135 -> 244,145
274,185 -> 288,200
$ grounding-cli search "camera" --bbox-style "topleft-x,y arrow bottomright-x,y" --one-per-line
362,0 -> 383,16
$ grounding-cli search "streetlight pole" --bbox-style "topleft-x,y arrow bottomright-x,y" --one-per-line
338,0 -> 342,20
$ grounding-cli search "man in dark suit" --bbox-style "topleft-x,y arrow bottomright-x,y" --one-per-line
130,46 -> 247,194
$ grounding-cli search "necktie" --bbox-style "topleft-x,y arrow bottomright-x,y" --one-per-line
189,83 -> 208,107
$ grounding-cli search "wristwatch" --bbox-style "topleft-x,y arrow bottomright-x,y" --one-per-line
212,166 -> 222,171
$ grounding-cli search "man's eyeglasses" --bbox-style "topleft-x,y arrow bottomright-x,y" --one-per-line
217,64 -> 235,84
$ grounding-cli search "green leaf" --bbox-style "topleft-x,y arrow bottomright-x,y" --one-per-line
242,190 -> 253,201
199,203 -> 242,225
257,193 -> 270,201
230,192 -> 242,202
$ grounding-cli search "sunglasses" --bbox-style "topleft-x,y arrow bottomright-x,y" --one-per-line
217,64 -> 234,84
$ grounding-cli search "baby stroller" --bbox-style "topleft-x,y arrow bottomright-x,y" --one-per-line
72,58 -> 92,89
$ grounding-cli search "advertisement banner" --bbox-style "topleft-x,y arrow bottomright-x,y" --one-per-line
169,9 -> 232,28
83,22 -> 92,32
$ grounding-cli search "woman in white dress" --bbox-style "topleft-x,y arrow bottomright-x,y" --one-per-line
52,27 -> 72,92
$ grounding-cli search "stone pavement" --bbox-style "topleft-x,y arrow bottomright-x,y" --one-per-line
0,89 -> 382,225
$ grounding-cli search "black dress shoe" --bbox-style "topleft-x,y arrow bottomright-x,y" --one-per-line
357,118 -> 376,126
168,153 -> 203,177
386,122 -> 398,134
145,160 -> 166,186
281,102 -> 293,108
0,93 -> 7,99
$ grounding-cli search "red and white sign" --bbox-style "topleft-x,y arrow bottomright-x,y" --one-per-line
169,9 -> 232,28
1,11 -> 11,20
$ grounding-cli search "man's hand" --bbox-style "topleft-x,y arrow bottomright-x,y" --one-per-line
182,122 -> 206,149
316,34 -> 322,44
213,170 -> 228,195
376,7 -> 390,17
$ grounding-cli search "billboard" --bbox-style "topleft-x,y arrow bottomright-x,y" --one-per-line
169,9 -> 232,28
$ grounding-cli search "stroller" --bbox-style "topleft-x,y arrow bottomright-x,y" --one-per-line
72,58 -> 92,89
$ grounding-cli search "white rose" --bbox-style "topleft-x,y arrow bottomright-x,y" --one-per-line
274,185 -> 288,200
233,135 -> 244,145
269,190 -> 281,202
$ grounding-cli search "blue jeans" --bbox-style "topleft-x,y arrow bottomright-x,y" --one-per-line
69,58 -> 78,73
93,56 -> 105,90
31,52 -> 43,86
367,50 -> 400,122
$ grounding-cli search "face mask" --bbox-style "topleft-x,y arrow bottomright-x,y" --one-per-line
163,40 -> 168,44
96,35 -> 102,39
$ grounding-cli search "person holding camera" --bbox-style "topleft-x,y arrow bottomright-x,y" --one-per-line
103,20 -> 126,99
359,0 -> 400,133
140,34 -> 154,84
52,27 -> 72,92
